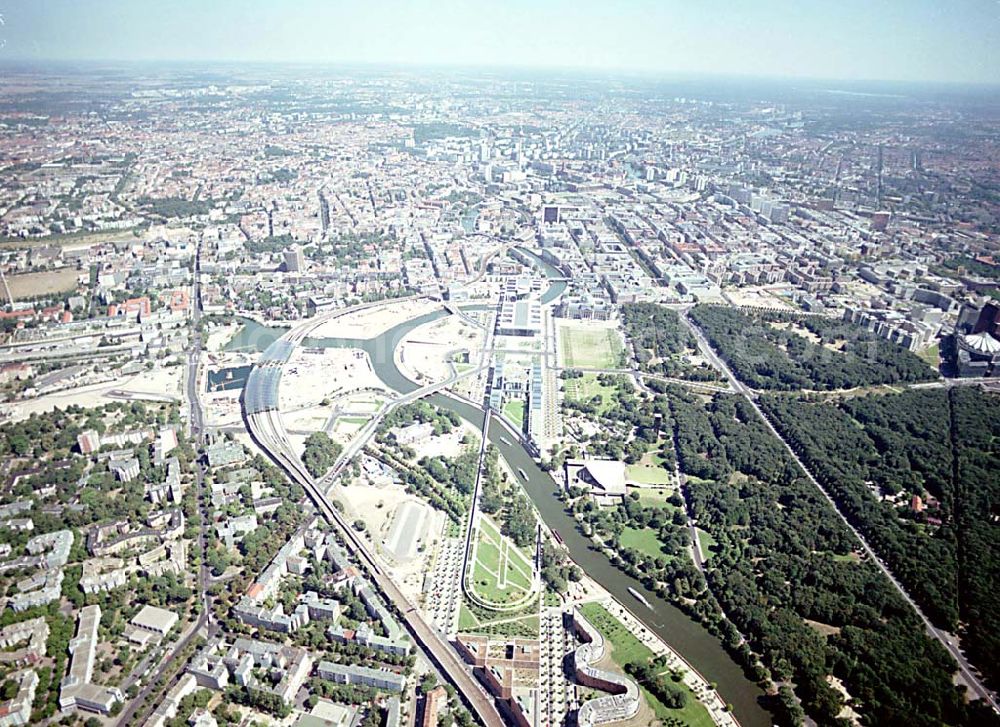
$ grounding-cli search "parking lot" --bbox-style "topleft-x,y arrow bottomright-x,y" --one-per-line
538,607 -> 577,725
423,536 -> 465,633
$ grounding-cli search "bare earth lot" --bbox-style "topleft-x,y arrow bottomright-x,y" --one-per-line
6,267 -> 81,300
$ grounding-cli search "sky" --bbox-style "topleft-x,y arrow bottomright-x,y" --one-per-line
0,0 -> 998,84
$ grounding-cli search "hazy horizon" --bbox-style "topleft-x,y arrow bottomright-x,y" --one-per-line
1,0 -> 997,85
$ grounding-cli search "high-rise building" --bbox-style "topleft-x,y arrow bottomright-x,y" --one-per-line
769,204 -> 790,224
318,192 -> 330,234
870,210 -> 891,231
973,302 -> 1000,336
283,246 -> 305,273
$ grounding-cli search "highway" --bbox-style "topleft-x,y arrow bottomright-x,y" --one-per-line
443,300 -> 487,330
187,245 -> 216,630
680,310 -> 1000,713
242,300 -> 506,727
677,469 -> 706,574
679,308 -> 756,399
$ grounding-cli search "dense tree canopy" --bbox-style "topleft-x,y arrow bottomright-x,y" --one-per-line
574,383 -> 994,726
620,302 -> 721,381
688,305 -> 936,390
302,431 -> 343,478
762,387 -> 1000,693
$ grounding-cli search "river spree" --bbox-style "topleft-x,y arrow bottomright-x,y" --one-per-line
234,299 -> 770,726
300,310 -> 770,727
224,317 -> 289,353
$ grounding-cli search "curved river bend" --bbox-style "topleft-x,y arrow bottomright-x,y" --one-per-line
314,312 -> 767,727
233,300 -> 769,727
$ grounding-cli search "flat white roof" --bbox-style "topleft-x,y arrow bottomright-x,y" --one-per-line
131,604 -> 179,634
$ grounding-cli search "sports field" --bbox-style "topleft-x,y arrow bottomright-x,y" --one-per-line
559,324 -> 623,369
468,516 -> 536,608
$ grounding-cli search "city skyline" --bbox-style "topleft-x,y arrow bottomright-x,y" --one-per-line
1,0 -> 998,85
0,7 -> 999,727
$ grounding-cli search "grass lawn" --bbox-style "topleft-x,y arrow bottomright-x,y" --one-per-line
696,527 -> 716,560
619,527 -> 664,559
578,602 -> 714,727
918,343 -> 940,367
563,374 -> 617,415
639,449 -> 671,468
626,464 -> 673,485
339,416 -> 369,425
479,516 -> 501,539
471,517 -> 535,607
476,538 -> 501,574
0,226 -> 141,250
560,325 -> 623,369
503,399 -> 525,428
492,613 -> 540,638
643,681 -> 716,727
684,475 -> 716,486
472,560 -> 513,603
630,488 -> 681,514
465,610 -> 540,639
503,560 -> 533,591
458,603 -> 480,631
631,487 -> 669,504
500,541 -> 534,591
579,602 -> 653,665
504,537 -> 534,572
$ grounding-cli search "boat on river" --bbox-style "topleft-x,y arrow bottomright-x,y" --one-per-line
628,586 -> 653,609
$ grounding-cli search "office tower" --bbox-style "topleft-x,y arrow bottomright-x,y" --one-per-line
283,245 -> 305,273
